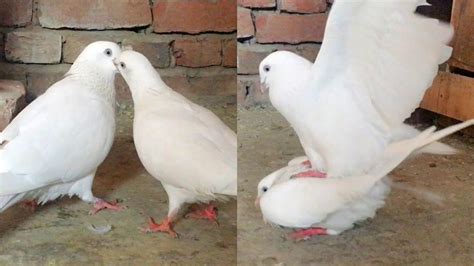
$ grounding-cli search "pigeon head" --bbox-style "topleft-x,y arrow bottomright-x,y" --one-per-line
115,50 -> 164,93
72,41 -> 121,74
257,177 -> 272,197
259,50 -> 312,94
255,168 -> 283,208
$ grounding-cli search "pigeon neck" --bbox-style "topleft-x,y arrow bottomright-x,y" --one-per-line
270,86 -> 306,122
129,72 -> 172,103
66,62 -> 117,106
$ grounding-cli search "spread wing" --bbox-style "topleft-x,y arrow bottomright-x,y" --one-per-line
299,0 -> 453,176
311,0 -> 453,128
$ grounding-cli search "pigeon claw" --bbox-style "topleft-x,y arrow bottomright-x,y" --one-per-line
294,170 -> 327,178
289,227 -> 328,241
185,203 -> 219,225
89,199 -> 126,215
141,217 -> 178,238
20,200 -> 38,212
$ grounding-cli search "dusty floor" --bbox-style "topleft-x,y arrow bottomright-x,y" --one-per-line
237,107 -> 474,265
0,96 -> 237,265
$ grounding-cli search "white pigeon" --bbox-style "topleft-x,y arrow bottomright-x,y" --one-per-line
259,51 -> 456,172
115,50 -> 237,237
259,0 -> 454,178
258,119 -> 474,241
256,147 -> 449,239
0,41 -> 123,215
255,49 -> 458,235
257,29 -> 457,236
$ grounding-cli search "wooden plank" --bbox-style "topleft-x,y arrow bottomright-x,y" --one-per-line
420,72 -> 474,121
420,76 -> 441,113
448,0 -> 474,71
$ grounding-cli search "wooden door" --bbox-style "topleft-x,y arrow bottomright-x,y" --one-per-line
421,0 -> 474,121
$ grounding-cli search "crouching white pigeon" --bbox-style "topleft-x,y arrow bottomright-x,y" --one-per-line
0,41 -> 124,215
257,119 -> 474,241
115,50 -> 237,237
256,140 -> 450,241
259,0 -> 454,178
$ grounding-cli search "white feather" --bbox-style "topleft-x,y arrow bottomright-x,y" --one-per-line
0,41 -> 119,212
117,51 -> 236,218
259,119 -> 474,232
260,0 -> 454,177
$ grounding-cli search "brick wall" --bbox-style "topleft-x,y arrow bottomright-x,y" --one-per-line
0,0 -> 237,104
237,0 -> 330,106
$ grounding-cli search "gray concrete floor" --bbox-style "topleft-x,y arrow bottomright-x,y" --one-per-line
0,96 -> 237,265
237,107 -> 474,265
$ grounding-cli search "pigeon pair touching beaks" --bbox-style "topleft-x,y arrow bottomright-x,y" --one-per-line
256,0 -> 474,241
0,42 -> 237,238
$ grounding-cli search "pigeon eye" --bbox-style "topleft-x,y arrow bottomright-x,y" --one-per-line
263,65 -> 271,72
262,186 -> 268,192
104,48 -> 113,57
120,62 -> 126,69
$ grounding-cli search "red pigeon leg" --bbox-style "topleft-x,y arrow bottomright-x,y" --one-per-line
289,227 -> 328,241
140,216 -> 178,238
20,200 -> 38,212
294,170 -> 327,178
89,199 -> 126,215
185,203 -> 218,225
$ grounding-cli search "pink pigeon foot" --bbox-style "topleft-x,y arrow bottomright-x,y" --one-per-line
289,227 -> 328,241
140,217 -> 178,238
294,170 -> 327,178
185,203 -> 219,225
20,200 -> 38,212
89,199 -> 126,215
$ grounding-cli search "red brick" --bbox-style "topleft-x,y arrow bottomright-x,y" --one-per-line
63,34 -> 118,64
238,8 -> 254,39
25,66 -> 69,102
5,31 -> 62,64
153,0 -> 236,34
0,79 -> 26,130
281,43 -> 320,62
164,74 -> 236,97
222,40 -> 237,68
0,63 -> 27,85
255,13 -> 328,44
173,39 -> 222,68
122,40 -> 171,68
118,72 -> 237,103
280,0 -> 327,14
0,0 -> 32,27
38,0 -> 152,29
237,45 -> 273,74
238,0 -> 275,8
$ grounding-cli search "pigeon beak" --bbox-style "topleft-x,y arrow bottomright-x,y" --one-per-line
113,58 -> 120,67
254,197 -> 260,209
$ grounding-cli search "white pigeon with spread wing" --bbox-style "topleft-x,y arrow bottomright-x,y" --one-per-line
0,41 -> 123,214
116,50 -> 237,237
257,47 -> 457,233
259,0 -> 454,177
258,119 -> 474,240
